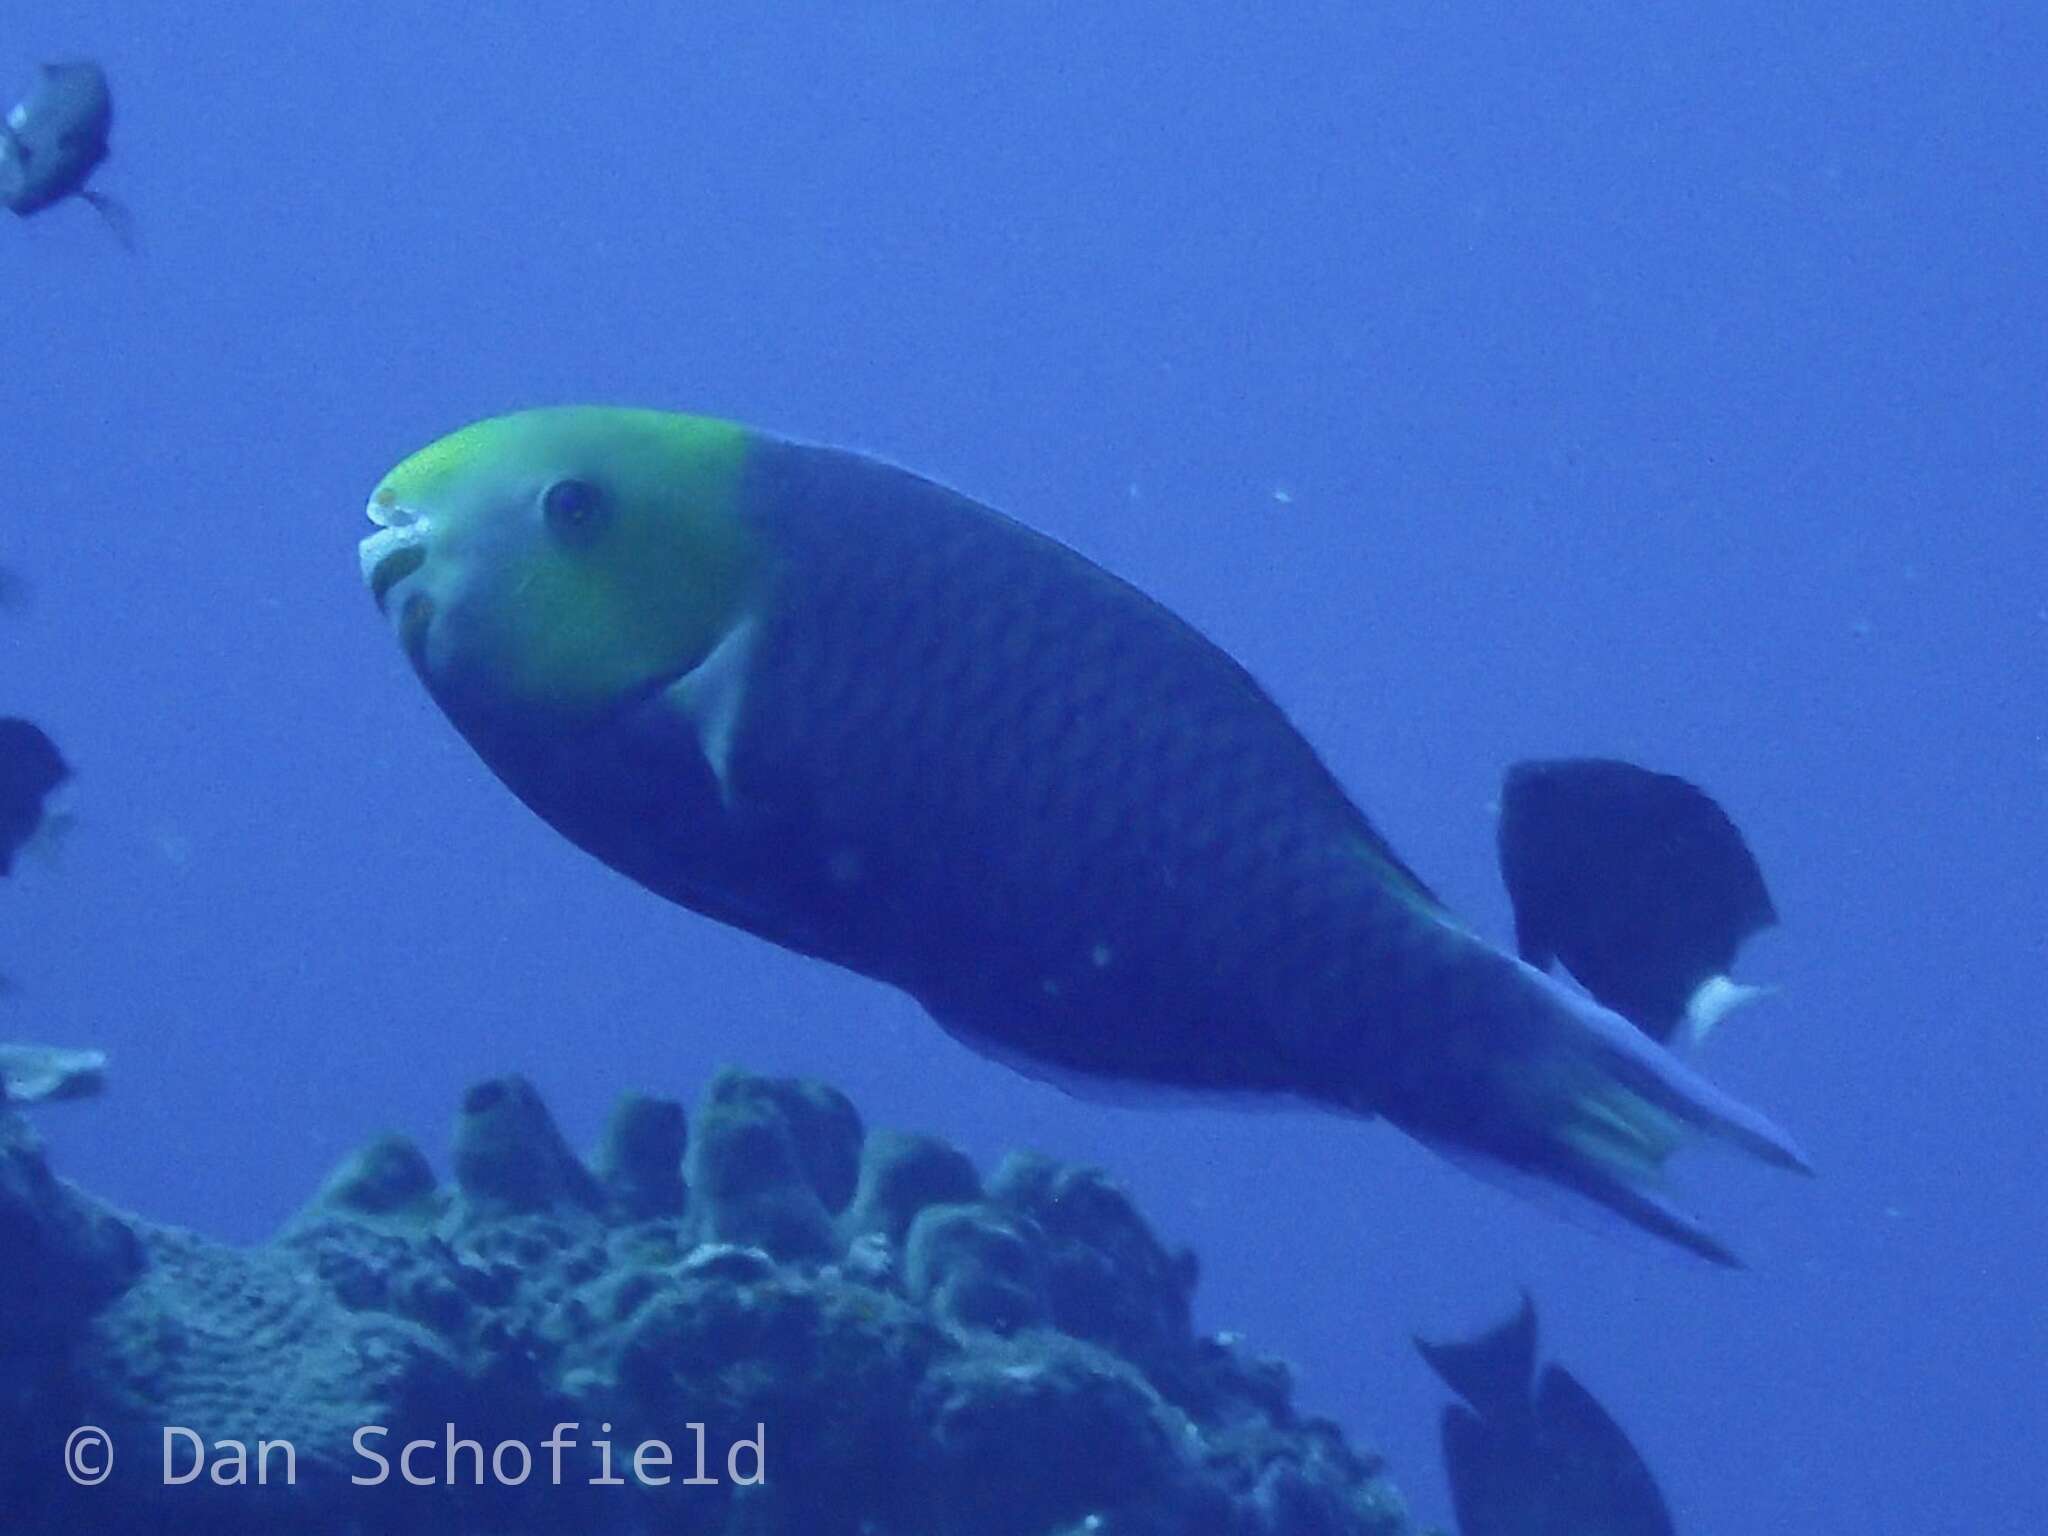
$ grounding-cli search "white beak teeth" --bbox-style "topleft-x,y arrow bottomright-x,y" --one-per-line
366,496 -> 420,531
360,523 -> 428,605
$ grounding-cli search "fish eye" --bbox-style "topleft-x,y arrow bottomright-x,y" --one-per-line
541,478 -> 608,542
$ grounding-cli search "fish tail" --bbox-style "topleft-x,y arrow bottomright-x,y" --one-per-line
1372,933 -> 1810,1266
1413,1290 -> 1538,1411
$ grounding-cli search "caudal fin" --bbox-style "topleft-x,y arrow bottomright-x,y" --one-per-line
1379,941 -> 1809,1267
1413,1290 -> 1538,1414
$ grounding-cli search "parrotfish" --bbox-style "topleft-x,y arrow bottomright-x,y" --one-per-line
359,408 -> 1808,1263
1417,1292 -> 1674,1536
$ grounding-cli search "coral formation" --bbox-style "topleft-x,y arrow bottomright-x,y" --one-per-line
0,1043 -> 106,1104
0,1068 -> 1413,1535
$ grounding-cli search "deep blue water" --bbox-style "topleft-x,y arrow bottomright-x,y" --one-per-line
6,4 -> 2043,1530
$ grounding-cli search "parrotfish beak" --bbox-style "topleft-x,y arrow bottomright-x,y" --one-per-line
360,491 -> 434,659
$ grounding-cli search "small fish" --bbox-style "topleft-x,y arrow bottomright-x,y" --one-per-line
1498,759 -> 1776,1047
359,408 -> 1809,1264
1417,1293 -> 1674,1536
0,717 -> 69,876
0,61 -> 130,243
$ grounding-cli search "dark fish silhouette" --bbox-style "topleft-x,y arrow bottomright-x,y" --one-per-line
0,717 -> 69,876
1,61 -> 130,244
1498,759 -> 1776,1046
1418,1293 -> 1676,1536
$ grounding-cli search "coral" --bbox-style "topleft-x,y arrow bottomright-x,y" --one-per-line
0,1107 -> 142,1356
0,1104 -> 145,1516
296,1132 -> 440,1227
451,1074 -> 604,1220
0,1043 -> 106,1104
0,1070 -> 1413,1535
847,1128 -> 982,1246
594,1094 -> 688,1220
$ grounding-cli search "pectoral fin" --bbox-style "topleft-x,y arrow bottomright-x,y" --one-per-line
659,614 -> 758,810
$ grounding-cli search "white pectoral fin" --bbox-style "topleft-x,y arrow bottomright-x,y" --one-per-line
1681,974 -> 1776,1048
659,615 -> 759,809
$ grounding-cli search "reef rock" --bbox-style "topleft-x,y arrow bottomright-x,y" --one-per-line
0,1100 -> 145,1517
0,1068 -> 1413,1535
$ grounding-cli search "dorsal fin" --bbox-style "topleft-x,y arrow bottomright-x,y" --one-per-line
1497,758 -> 1776,1043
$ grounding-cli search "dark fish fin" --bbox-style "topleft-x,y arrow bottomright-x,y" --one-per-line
1534,1364 -> 1677,1535
78,188 -> 136,252
1498,757 -> 1777,1044
1414,1291 -> 1538,1415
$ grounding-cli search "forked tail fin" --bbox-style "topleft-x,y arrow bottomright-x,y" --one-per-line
1413,1290 -> 1538,1414
1377,940 -> 1810,1267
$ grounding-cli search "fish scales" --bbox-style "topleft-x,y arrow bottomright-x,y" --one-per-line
727,441 -> 1452,1097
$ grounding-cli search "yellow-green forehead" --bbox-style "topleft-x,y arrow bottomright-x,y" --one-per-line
375,408 -> 752,503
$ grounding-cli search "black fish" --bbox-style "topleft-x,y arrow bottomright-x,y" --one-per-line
1498,759 -> 1776,1046
1418,1293 -> 1675,1536
0,717 -> 69,876
0,61 -> 129,243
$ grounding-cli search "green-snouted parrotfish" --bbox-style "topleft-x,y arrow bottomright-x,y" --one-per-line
0,61 -> 129,244
1416,1292 -> 1674,1536
358,408 -> 1810,1265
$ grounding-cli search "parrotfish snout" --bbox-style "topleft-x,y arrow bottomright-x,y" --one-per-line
360,494 -> 429,610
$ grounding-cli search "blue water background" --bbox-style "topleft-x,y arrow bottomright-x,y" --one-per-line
5,4 -> 2043,1530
